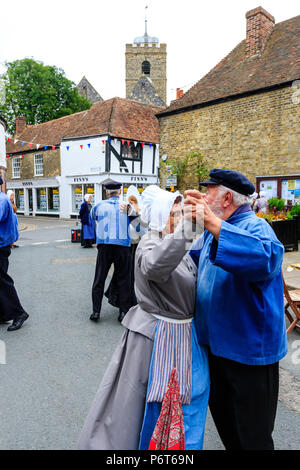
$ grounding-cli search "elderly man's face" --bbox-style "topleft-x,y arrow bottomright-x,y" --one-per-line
204,185 -> 226,219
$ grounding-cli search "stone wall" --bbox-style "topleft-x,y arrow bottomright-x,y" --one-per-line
125,43 -> 167,104
6,149 -> 61,180
158,84 -> 300,191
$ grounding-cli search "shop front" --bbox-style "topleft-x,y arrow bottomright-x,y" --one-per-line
6,177 -> 60,216
60,173 -> 158,218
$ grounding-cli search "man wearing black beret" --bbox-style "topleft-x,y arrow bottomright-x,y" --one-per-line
0,177 -> 29,331
185,168 -> 287,450
89,181 -> 133,323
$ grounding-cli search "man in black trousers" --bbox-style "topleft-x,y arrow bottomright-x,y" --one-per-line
0,177 -> 29,331
90,181 -> 133,323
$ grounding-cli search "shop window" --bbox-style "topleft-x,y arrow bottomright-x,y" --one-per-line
34,154 -> 44,176
15,189 -> 24,211
83,184 -> 95,205
12,157 -> 21,178
72,185 -> 83,213
36,187 -> 60,212
36,188 -> 47,211
72,184 -> 95,213
48,188 -> 60,212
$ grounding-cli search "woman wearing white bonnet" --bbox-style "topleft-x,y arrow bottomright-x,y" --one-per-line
79,194 -> 96,248
78,186 -> 209,450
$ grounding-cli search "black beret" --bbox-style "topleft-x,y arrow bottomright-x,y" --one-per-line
104,181 -> 122,190
199,169 -> 255,196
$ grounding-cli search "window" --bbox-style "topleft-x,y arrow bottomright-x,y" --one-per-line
36,188 -> 47,211
120,142 -> 142,173
36,187 -> 60,212
142,60 -> 150,75
12,157 -> 21,178
34,154 -> 44,176
121,142 -> 141,160
15,189 -> 24,211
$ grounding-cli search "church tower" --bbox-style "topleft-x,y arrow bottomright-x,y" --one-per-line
125,15 -> 167,106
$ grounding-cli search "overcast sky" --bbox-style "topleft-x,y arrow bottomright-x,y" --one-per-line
1,0 -> 299,104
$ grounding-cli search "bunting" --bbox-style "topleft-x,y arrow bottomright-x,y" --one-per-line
5,136 -> 155,158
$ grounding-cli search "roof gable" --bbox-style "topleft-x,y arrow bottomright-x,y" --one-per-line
129,77 -> 166,107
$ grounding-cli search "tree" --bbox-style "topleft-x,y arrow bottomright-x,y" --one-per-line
160,151 -> 210,192
1,58 -> 91,134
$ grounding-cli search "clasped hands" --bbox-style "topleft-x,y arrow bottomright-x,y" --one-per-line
183,190 -> 222,240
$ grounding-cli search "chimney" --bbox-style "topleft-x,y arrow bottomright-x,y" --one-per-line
15,115 -> 26,134
176,88 -> 184,99
245,6 -> 275,58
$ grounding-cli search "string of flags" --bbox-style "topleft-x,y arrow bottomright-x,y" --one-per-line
5,136 -> 154,158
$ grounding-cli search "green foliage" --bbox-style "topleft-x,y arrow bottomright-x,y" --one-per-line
1,58 -> 91,134
290,204 -> 300,216
161,151 -> 209,191
286,211 -> 293,220
268,197 -> 285,212
169,151 -> 209,180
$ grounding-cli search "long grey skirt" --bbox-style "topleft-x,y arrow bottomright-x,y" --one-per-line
77,308 -> 157,450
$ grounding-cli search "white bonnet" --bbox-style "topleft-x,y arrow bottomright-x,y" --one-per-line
140,185 -> 182,232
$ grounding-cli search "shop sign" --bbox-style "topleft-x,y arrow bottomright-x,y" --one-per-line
73,177 -> 89,183
166,175 -> 177,186
130,176 -> 148,182
22,181 -> 33,186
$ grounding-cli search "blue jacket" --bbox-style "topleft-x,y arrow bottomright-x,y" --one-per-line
0,192 -> 19,248
91,196 -> 131,247
79,201 -> 91,225
190,210 -> 288,365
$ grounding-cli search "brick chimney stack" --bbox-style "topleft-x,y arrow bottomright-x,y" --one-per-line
15,115 -> 26,134
176,88 -> 184,99
245,6 -> 275,58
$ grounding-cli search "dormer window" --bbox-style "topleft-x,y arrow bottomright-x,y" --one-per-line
142,61 -> 150,75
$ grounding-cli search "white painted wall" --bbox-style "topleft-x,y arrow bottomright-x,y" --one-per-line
61,136 -> 105,177
60,135 -> 159,218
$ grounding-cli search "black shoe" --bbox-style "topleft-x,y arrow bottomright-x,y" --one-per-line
118,311 -> 126,323
7,312 -> 29,332
90,312 -> 100,321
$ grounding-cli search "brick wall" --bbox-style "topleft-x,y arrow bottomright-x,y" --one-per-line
246,7 -> 275,58
6,149 -> 61,180
158,85 -> 300,191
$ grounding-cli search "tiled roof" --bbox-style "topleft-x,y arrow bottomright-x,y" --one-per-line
158,14 -> 300,116
7,98 -> 163,154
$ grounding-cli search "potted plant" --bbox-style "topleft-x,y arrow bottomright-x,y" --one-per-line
289,204 -> 300,240
256,205 -> 298,251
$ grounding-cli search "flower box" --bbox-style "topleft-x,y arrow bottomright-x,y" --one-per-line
270,219 -> 298,251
